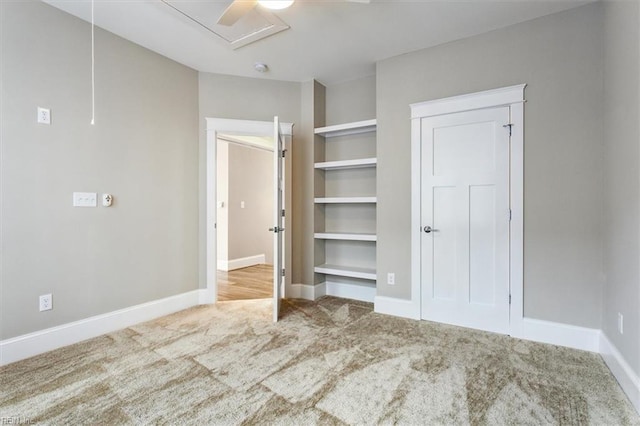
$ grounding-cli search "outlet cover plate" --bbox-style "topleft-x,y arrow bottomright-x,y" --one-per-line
39,294 -> 52,311
37,107 -> 51,124
73,192 -> 97,207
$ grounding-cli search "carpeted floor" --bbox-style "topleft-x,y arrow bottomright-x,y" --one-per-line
1,297 -> 638,425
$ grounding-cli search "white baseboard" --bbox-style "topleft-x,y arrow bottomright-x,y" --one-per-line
289,282 -> 375,303
199,287 -> 215,305
516,317 -> 600,352
374,296 -> 420,320
324,281 -> 375,303
600,332 -> 640,413
217,254 -> 265,271
0,289 -> 203,366
289,283 -> 325,300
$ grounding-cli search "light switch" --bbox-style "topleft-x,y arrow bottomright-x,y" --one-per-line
73,192 -> 97,207
240,201 -> 245,209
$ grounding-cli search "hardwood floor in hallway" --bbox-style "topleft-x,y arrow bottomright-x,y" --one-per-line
216,264 -> 273,301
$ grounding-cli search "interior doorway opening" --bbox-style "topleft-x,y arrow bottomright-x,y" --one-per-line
216,134 -> 274,301
205,117 -> 293,317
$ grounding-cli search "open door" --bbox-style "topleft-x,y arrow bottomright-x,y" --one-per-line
272,116 -> 285,322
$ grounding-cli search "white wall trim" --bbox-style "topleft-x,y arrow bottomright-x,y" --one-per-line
0,290 -> 203,366
206,117 -> 293,136
324,281 -> 375,303
289,283 -> 326,301
410,84 -> 527,118
205,117 -> 293,304
410,84 -> 526,337
600,332 -> 640,413
516,317 -> 601,352
217,254 -> 265,272
374,296 -> 421,320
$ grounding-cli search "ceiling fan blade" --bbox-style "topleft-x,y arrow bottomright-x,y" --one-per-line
217,0 -> 258,26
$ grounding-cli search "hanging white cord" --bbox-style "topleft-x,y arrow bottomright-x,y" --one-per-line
90,0 -> 95,125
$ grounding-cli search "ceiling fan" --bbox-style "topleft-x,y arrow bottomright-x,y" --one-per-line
217,0 -> 370,26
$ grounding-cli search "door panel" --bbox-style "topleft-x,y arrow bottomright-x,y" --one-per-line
421,107 -> 510,334
273,116 -> 284,322
469,184 -> 496,305
432,186 -> 456,301
433,121 -> 496,175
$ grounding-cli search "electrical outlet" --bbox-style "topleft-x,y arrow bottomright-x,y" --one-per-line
618,313 -> 623,334
387,273 -> 395,285
37,107 -> 51,124
39,294 -> 53,312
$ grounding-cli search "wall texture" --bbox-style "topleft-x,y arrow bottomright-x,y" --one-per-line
198,73 -> 301,287
216,141 -> 229,262
227,143 -> 274,264
602,0 -> 640,376
325,75 -> 376,125
376,3 -> 604,328
1,1 -> 199,339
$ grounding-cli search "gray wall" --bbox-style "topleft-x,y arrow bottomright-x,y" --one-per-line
227,143 -> 274,264
216,141 -> 229,262
1,1 -> 199,339
376,3 -> 604,328
198,73 -> 301,287
325,75 -> 376,125
602,0 -> 640,376
299,81 -> 325,285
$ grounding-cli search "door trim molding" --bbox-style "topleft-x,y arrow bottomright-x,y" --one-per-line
410,84 -> 526,336
205,118 -> 293,304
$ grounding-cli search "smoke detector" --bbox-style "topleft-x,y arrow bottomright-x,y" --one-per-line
254,63 -> 269,73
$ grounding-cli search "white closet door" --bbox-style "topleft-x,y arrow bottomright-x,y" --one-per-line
420,106 -> 510,334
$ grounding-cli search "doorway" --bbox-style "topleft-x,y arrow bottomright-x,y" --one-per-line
216,135 -> 274,301
410,85 -> 525,335
205,118 -> 293,315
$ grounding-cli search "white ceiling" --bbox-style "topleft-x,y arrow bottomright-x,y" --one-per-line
44,0 -> 592,85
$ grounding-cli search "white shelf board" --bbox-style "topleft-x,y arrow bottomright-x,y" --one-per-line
314,119 -> 377,138
314,197 -> 377,204
314,232 -> 377,242
314,158 -> 377,170
314,264 -> 377,281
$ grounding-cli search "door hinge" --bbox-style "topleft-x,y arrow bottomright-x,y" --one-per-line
282,269 -> 285,277
503,123 -> 514,137
509,209 -> 512,221
281,209 -> 285,217
509,294 -> 512,304
281,149 -> 287,158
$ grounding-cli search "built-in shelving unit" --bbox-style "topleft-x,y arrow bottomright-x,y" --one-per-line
314,232 -> 377,242
314,158 -> 377,170
314,119 -> 377,138
313,264 -> 377,281
314,197 -> 377,204
314,119 -> 377,292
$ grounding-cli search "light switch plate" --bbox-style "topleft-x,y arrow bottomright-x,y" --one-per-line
73,192 -> 97,207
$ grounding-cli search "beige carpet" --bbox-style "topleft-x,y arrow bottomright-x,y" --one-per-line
1,297 -> 638,425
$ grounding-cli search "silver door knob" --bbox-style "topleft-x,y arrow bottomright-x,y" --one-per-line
423,226 -> 432,233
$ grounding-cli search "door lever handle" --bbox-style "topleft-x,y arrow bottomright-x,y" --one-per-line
423,226 -> 434,233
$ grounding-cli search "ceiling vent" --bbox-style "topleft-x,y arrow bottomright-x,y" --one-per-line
162,0 -> 289,50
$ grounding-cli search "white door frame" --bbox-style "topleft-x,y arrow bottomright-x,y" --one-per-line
204,117 -> 294,303
410,84 -> 526,336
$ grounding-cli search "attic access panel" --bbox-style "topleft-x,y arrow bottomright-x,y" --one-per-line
162,0 -> 289,49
